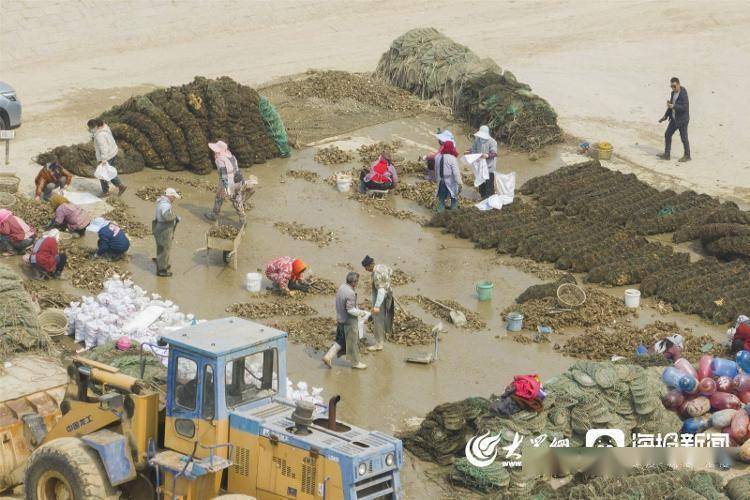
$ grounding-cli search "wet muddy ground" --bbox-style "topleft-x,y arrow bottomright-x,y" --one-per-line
6,111 -> 732,498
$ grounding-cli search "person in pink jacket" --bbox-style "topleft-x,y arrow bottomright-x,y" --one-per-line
48,194 -> 92,236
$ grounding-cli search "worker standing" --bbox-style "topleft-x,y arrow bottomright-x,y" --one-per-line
88,118 -> 127,196
95,220 -> 130,260
469,125 -> 498,199
433,131 -> 463,212
0,209 -> 35,255
265,256 -> 310,295
48,194 -> 92,236
34,162 -> 73,201
323,272 -> 368,369
204,141 -> 247,225
23,229 -> 66,279
152,188 -> 181,277
361,255 -> 394,352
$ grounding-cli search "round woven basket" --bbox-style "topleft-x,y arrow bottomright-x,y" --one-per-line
38,308 -> 68,337
0,174 -> 20,194
0,191 -> 15,208
557,283 -> 587,308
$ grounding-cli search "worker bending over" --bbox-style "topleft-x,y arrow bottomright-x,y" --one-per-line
0,209 -> 35,255
96,220 -> 130,260
362,255 -> 394,352
34,162 -> 73,201
23,229 -> 66,279
359,151 -> 398,193
152,188 -> 181,277
205,141 -> 253,225
323,272 -> 368,369
265,256 -> 309,296
48,194 -> 91,236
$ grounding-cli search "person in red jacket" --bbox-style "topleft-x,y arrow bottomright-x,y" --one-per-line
23,229 -> 67,279
0,209 -> 35,255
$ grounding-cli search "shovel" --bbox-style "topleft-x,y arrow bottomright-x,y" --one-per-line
406,322 -> 443,364
422,297 -> 467,327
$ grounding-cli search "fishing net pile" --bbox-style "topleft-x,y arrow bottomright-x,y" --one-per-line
429,160 -> 750,323
403,362 -> 680,492
0,265 -> 51,359
36,76 -> 288,176
673,205 -> 750,261
375,28 -> 562,151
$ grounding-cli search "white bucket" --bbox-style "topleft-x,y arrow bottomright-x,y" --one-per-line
624,289 -> 641,308
335,172 -> 352,192
245,272 -> 262,293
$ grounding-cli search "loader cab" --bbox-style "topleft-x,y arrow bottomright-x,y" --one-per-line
159,317 -> 288,460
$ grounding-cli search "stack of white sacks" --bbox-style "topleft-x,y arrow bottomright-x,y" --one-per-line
64,275 -> 323,405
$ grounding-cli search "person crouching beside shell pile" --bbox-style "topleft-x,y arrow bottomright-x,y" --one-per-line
0,209 -> 35,256
95,220 -> 130,261
359,151 -> 398,193
265,256 -> 310,296
47,194 -> 92,237
23,229 -> 66,280
323,271 -> 368,370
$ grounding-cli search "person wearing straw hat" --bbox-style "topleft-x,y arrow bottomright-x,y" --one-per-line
152,187 -> 181,277
48,194 -> 92,237
23,229 -> 67,279
469,125 -> 498,199
361,255 -> 394,352
433,130 -> 463,212
0,209 -> 35,255
205,141 -> 250,225
34,162 -> 73,201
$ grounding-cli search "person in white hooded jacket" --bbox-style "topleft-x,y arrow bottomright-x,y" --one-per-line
88,118 -> 127,196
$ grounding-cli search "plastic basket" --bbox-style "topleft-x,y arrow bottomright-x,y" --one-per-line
557,283 -> 586,307
0,174 -> 20,194
38,308 -> 69,337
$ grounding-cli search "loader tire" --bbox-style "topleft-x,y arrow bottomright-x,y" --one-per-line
213,496 -> 257,500
24,437 -> 117,500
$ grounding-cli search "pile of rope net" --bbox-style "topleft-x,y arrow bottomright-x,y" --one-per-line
0,265 -> 51,361
375,28 -> 562,151
402,361 -> 680,493
37,77 -> 288,176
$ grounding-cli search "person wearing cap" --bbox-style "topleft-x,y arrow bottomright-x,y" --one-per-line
323,271 -> 368,369
48,194 -> 92,236
88,118 -> 127,196
0,209 -> 35,255
23,229 -> 66,279
359,151 -> 399,192
205,141 -> 249,225
433,131 -> 463,212
152,188 -> 181,277
34,162 -> 73,201
469,125 -> 498,199
265,256 -> 310,296
95,220 -> 130,260
361,255 -> 394,352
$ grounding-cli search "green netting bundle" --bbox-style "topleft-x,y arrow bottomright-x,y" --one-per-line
450,457 -> 510,492
36,76 -> 287,176
258,96 -> 290,158
0,265 -> 50,360
375,27 -> 562,151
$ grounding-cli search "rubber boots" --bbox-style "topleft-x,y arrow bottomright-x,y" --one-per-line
323,343 -> 340,368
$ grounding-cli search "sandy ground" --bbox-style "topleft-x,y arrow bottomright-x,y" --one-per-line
3,0 -> 750,201
1,0 -> 749,497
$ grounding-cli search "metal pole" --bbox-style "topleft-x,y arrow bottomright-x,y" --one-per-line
4,140 -> 8,165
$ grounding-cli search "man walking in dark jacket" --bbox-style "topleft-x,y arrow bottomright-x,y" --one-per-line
658,77 -> 691,162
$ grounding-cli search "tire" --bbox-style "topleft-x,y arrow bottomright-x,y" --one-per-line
213,495 -> 257,500
24,437 -> 118,500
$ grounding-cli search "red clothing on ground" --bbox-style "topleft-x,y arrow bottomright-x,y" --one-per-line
0,215 -> 35,242
33,237 -> 59,273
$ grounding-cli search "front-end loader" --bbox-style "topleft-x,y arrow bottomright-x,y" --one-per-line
0,317 -> 403,499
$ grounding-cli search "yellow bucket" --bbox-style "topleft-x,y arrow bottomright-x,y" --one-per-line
596,142 -> 613,161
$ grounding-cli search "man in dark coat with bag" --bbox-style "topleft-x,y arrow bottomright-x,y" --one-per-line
658,77 -> 691,162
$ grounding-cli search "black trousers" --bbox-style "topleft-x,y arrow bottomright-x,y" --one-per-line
478,172 -> 495,199
664,120 -> 690,158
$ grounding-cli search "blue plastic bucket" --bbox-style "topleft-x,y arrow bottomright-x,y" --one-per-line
476,280 -> 494,301
506,312 -> 524,332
